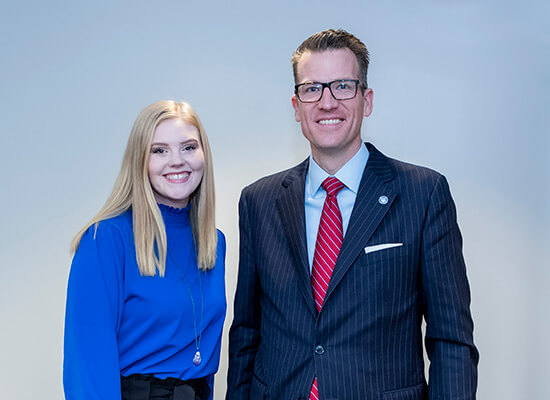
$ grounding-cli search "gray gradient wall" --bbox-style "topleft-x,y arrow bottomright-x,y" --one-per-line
1,1 -> 548,399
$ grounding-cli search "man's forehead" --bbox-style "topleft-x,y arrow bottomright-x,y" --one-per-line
296,48 -> 360,82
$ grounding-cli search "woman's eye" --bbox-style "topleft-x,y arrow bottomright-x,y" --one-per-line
152,148 -> 166,154
183,144 -> 197,151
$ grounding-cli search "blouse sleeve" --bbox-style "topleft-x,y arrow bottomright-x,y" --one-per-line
63,221 -> 125,400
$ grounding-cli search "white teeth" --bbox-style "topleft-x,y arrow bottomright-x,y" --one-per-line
166,172 -> 189,179
319,119 -> 343,125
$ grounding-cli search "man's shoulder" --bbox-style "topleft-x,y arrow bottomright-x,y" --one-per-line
390,156 -> 442,182
241,158 -> 309,198
369,143 -> 444,186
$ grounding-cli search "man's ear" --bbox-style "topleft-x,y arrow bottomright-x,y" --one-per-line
363,88 -> 374,118
292,94 -> 301,122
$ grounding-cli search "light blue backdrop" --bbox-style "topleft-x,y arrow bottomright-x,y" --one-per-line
1,0 -> 548,399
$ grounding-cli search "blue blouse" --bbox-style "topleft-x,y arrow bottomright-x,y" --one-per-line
63,204 -> 226,399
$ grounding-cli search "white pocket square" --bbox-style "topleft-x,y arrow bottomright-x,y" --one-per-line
364,243 -> 403,254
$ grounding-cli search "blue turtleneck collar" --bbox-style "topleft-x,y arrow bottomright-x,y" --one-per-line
157,203 -> 191,227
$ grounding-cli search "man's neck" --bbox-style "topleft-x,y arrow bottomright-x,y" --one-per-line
311,142 -> 363,175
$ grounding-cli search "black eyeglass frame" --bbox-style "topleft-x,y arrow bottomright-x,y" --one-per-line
294,79 -> 366,103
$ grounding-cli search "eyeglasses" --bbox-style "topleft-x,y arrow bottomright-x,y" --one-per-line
294,79 -> 363,103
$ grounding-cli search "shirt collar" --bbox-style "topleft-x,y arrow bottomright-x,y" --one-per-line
307,143 -> 369,197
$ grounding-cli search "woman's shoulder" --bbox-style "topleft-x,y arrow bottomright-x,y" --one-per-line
216,229 -> 226,244
100,209 -> 133,229
71,210 -> 133,279
82,209 -> 133,245
213,229 -> 226,272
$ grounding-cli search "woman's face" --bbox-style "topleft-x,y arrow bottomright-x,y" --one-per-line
148,118 -> 205,208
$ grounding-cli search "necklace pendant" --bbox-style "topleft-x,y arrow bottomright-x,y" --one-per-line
193,351 -> 202,366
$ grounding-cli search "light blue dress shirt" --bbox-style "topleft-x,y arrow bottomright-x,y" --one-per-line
305,144 -> 369,271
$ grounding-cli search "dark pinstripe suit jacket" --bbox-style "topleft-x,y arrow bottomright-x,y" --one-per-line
228,143 -> 478,400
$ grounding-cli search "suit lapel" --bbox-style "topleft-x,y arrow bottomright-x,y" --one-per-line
275,159 -> 317,316
324,143 -> 397,304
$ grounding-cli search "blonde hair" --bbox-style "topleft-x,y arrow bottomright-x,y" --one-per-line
71,100 -> 217,275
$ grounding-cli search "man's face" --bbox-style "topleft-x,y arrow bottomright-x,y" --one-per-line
292,49 -> 373,163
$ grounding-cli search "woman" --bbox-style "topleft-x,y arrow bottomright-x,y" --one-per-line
63,101 -> 226,400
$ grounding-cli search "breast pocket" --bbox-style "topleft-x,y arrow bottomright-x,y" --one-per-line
355,242 -> 420,315
360,243 -> 407,266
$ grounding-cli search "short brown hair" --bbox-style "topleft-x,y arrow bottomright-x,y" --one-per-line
291,29 -> 370,88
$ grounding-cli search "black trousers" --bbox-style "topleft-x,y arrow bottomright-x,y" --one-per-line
121,374 -> 210,400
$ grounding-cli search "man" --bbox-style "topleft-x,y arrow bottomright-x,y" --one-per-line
228,29 -> 478,400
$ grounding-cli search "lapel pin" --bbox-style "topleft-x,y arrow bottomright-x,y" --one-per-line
378,195 -> 389,205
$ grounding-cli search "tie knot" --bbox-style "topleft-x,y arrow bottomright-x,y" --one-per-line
322,177 -> 344,196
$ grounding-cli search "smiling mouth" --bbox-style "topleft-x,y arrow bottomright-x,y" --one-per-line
318,118 -> 343,125
165,172 -> 190,181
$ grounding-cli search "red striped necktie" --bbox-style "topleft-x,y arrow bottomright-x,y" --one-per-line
309,176 -> 344,400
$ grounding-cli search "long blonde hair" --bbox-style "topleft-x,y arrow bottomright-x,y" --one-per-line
71,101 -> 217,275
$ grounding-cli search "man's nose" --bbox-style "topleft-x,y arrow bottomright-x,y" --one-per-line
318,86 -> 338,109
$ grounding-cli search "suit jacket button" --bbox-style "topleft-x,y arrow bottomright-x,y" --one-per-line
315,345 -> 325,355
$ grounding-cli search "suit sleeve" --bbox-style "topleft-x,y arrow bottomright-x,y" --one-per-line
421,175 -> 479,399
227,190 -> 262,399
63,222 -> 124,400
